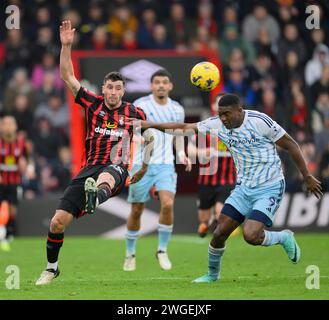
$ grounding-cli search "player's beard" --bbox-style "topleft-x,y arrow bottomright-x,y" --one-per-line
155,90 -> 167,100
105,95 -> 121,109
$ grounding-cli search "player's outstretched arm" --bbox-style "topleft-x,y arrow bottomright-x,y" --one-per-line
276,133 -> 323,199
59,20 -> 81,97
129,119 -> 198,136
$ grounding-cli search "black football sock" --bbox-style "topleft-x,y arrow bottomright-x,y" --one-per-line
97,182 -> 112,205
47,231 -> 64,266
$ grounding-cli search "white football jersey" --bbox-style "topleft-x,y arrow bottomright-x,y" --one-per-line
197,110 -> 286,187
133,94 -> 185,165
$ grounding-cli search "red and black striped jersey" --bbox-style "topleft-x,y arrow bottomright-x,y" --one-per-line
0,134 -> 30,185
194,134 -> 236,186
75,87 -> 146,169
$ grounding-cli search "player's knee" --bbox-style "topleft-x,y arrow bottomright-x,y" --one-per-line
50,217 -> 64,233
50,213 -> 66,233
160,200 -> 174,214
97,172 -> 115,188
212,225 -> 228,244
243,229 -> 261,245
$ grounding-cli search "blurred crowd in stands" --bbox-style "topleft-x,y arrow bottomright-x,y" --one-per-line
0,0 -> 329,198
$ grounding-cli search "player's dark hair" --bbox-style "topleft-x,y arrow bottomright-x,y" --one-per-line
217,93 -> 241,108
150,69 -> 172,83
103,71 -> 126,86
214,92 -> 225,104
215,92 -> 225,99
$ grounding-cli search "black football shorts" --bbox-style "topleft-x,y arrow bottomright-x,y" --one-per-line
197,184 -> 234,210
57,164 -> 128,218
0,185 -> 18,205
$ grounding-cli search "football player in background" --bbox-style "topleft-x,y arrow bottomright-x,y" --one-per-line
0,115 -> 31,251
124,69 -> 192,272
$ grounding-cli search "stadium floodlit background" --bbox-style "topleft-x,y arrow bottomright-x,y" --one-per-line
0,0 -> 328,300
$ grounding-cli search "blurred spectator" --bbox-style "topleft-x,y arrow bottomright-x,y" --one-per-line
35,71 -> 64,105
277,3 -> 299,27
108,5 -> 138,47
31,26 -> 60,64
310,64 -> 329,106
249,52 -> 277,104
3,68 -> 36,113
314,117 -> 329,160
219,23 -> 255,65
12,94 -> 34,138
253,26 -> 276,59
61,9 -> 81,29
21,164 -> 39,200
165,3 -> 195,50
289,79 -> 308,132
312,92 -> 329,134
277,23 -> 307,67
56,0 -> 76,16
224,69 -> 255,106
306,29 -> 328,60
28,5 -> 56,42
222,48 -> 250,82
218,5 -> 239,32
121,30 -> 138,50
305,44 -> 329,87
31,52 -> 63,91
300,140 -> 317,175
32,117 -> 63,166
151,24 -> 173,49
35,93 -> 69,137
84,25 -> 111,50
61,9 -> 82,48
48,146 -> 72,192
197,2 -> 217,37
40,148 -> 72,193
280,50 -> 304,86
40,165 -> 60,193
190,25 -> 215,52
260,88 -> 285,125
80,2 -> 107,47
242,3 -> 280,44
4,29 -> 31,82
137,8 -> 157,49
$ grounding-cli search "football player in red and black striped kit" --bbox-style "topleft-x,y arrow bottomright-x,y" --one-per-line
36,20 -> 150,285
188,94 -> 236,237
0,115 -> 31,251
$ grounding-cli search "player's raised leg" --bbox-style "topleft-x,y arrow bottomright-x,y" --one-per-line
35,210 -> 73,285
244,212 -> 301,263
84,169 -> 119,215
197,208 -> 212,238
124,203 -> 144,271
193,204 -> 241,283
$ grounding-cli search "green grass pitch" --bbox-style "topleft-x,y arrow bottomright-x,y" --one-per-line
0,234 -> 328,300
